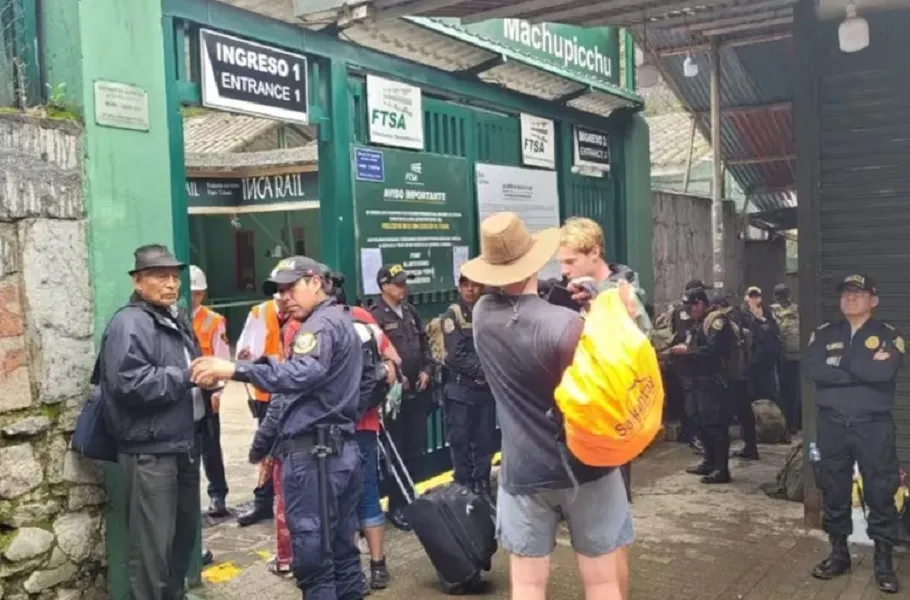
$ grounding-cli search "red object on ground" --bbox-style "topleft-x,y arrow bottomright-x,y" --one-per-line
273,460 -> 292,566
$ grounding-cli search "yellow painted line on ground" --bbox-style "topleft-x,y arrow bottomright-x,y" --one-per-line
202,561 -> 243,584
204,453 -> 503,584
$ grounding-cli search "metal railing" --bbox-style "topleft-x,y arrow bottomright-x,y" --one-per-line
1,0 -> 40,108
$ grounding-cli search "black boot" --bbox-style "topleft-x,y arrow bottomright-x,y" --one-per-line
701,470 -> 732,484
686,461 -> 712,476
207,496 -> 228,518
811,536 -> 851,580
236,504 -> 273,527
370,556 -> 390,590
873,542 -> 900,594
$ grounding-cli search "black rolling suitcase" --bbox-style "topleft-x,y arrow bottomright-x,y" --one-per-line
405,483 -> 497,594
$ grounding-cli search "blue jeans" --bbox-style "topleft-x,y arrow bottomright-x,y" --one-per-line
355,430 -> 385,528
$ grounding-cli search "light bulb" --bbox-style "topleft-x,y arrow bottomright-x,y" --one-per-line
839,2 -> 870,53
638,63 -> 660,88
683,54 -> 698,78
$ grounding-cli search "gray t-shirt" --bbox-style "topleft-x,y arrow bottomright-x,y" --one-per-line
473,293 -> 611,495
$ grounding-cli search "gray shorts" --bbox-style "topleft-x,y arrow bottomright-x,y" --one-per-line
496,469 -> 634,558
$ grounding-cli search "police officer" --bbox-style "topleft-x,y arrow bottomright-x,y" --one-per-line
668,289 -> 735,484
807,274 -> 903,594
654,279 -> 708,454
369,264 -> 434,531
442,273 -> 495,504
191,256 -> 364,600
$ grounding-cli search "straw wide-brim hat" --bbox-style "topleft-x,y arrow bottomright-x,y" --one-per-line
461,211 -> 560,287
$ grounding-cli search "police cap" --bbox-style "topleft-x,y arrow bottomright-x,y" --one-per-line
773,283 -> 790,297
685,279 -> 706,292
263,256 -> 323,296
746,285 -> 762,298
837,273 -> 877,295
683,288 -> 710,306
377,263 -> 414,287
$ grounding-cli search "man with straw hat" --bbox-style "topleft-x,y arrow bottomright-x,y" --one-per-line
464,212 -> 633,600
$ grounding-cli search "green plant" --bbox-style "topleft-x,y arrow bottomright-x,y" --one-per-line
46,82 -> 67,109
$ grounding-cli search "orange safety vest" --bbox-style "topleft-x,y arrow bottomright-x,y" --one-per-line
192,306 -> 227,357
251,300 -> 283,402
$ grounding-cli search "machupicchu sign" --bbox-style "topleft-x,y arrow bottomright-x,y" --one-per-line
366,75 -> 425,150
199,29 -> 310,124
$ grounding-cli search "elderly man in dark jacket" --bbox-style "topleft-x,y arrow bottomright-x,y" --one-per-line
99,245 -> 213,600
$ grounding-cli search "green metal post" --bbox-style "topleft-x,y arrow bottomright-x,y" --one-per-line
13,0 -> 41,105
623,29 -> 636,92
162,16 -> 203,589
317,58 -> 356,296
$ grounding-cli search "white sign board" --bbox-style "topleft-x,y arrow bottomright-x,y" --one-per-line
366,74 -> 424,150
475,163 -> 562,280
94,81 -> 149,131
199,29 -> 309,124
520,113 -> 555,169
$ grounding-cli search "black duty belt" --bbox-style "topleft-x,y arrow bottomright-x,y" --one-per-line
273,427 -> 352,457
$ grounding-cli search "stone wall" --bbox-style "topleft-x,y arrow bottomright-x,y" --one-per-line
0,115 -> 105,600
651,191 -> 744,313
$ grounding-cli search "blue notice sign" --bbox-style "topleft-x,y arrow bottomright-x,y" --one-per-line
354,147 -> 385,182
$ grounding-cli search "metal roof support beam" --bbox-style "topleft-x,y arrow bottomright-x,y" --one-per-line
522,0 -> 679,25
710,37 -> 724,292
587,0 -> 736,27
701,16 -> 794,37
694,101 -> 792,116
727,154 -> 796,166
459,0 -> 574,24
652,32 -> 793,57
676,9 -> 794,33
748,185 -> 795,196
459,55 -> 506,75
372,0 -> 472,20
627,0 -> 797,30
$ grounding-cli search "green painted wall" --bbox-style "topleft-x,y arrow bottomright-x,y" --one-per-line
621,113 -> 653,296
80,0 -> 174,340
39,0 -> 83,112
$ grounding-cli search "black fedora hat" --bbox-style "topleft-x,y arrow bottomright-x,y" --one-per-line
128,244 -> 186,275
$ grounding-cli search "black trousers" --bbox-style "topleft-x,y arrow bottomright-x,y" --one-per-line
443,383 -> 496,488
120,452 -> 200,600
732,379 -> 758,451
778,359 -> 802,431
816,410 -> 901,545
252,410 -> 274,510
201,413 -> 228,500
386,390 -> 432,512
688,376 -> 731,474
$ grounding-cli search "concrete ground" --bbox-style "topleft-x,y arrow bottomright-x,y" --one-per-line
197,383 -> 907,599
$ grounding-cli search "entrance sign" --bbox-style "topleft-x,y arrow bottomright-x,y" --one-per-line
186,172 -> 318,212
520,114 -> 556,169
94,81 -> 150,131
199,29 -> 309,124
574,126 -> 611,170
366,75 -> 425,150
475,163 -> 561,280
353,146 -> 472,294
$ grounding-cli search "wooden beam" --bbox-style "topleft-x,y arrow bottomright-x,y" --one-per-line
650,32 -> 793,57
608,0 -> 796,30
587,0 -> 734,27
726,154 -> 796,166
702,17 -> 794,37
676,9 -> 793,33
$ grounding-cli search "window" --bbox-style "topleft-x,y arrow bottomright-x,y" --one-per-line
293,226 -> 306,256
234,230 -> 256,292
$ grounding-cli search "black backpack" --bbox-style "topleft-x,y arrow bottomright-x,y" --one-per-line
352,318 -> 391,420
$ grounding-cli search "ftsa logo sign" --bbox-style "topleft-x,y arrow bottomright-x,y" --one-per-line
405,163 -> 422,184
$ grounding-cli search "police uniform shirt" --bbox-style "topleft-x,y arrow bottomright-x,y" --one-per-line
684,311 -> 734,376
806,318 -> 904,417
442,301 -> 485,385
369,297 -> 433,383
235,299 -> 364,462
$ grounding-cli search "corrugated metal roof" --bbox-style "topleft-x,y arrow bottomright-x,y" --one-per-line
185,142 -> 319,171
647,112 -> 712,173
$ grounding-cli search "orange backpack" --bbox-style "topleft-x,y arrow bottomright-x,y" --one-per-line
554,288 -> 665,467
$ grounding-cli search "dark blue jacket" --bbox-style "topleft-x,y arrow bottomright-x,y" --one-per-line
100,294 -> 204,455
807,318 -> 904,417
240,299 -> 362,461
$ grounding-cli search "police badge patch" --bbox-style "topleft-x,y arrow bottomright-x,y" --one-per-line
865,335 -> 880,350
712,318 -> 724,331
293,332 -> 317,355
895,336 -> 906,355
443,318 -> 455,334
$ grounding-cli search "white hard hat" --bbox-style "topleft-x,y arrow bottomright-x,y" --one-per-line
189,265 -> 208,291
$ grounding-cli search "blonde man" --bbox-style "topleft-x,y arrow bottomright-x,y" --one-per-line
556,217 -> 652,502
